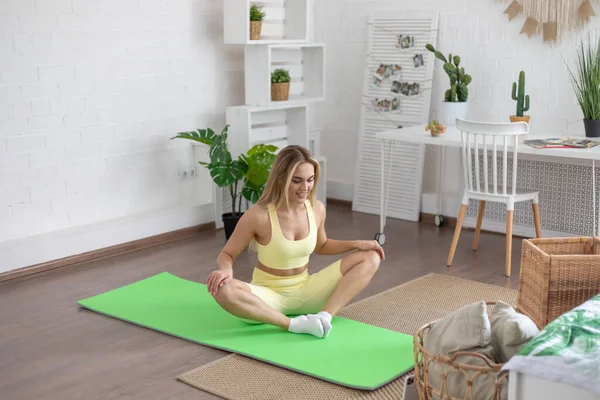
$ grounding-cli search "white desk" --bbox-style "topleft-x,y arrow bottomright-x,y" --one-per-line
374,124 -> 600,243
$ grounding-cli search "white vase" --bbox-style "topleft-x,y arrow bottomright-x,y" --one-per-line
439,102 -> 469,126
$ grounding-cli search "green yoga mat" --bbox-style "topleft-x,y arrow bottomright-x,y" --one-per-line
78,272 -> 414,390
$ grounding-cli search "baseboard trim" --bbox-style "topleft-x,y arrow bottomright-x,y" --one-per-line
0,221 -> 215,284
327,197 -> 352,208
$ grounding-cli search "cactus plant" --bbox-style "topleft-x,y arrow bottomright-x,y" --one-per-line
512,71 -> 530,117
426,44 -> 472,102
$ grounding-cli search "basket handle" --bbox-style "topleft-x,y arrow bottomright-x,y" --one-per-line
447,351 -> 498,368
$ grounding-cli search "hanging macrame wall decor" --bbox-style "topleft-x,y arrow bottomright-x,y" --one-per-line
499,0 -> 597,43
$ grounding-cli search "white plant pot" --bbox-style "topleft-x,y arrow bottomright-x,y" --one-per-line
439,102 -> 469,126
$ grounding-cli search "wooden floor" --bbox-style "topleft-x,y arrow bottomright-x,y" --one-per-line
0,203 -> 523,400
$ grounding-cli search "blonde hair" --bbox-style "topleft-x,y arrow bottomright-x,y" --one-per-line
257,145 -> 321,210
248,145 -> 320,252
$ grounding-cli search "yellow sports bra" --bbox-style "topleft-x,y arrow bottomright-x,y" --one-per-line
255,201 -> 318,270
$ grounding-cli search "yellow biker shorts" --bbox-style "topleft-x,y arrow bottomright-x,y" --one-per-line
244,259 -> 343,319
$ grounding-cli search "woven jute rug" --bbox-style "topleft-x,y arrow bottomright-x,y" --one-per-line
178,273 -> 517,400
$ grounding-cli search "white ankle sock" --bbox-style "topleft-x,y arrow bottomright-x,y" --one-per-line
308,311 -> 333,337
288,315 -> 324,338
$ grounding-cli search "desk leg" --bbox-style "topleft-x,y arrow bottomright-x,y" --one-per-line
375,139 -> 387,246
376,139 -> 394,246
435,146 -> 446,226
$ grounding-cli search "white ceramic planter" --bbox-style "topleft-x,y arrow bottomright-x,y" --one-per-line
439,102 -> 468,126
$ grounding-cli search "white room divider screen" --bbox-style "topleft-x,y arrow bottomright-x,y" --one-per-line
352,11 -> 439,222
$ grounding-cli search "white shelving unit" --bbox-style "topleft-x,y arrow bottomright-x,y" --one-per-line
216,0 -> 324,228
223,0 -> 309,45
225,103 -> 309,159
245,43 -> 325,106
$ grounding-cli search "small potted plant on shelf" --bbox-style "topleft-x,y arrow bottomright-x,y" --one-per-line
249,4 -> 266,41
426,44 -> 472,126
510,71 -> 530,124
170,125 -> 278,239
566,35 -> 600,137
425,120 -> 446,137
271,68 -> 291,101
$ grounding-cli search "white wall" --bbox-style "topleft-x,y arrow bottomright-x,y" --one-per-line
314,0 -> 598,207
0,0 -> 244,272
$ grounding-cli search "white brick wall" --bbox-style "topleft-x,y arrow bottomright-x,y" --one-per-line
0,0 -> 243,242
314,0 -> 600,195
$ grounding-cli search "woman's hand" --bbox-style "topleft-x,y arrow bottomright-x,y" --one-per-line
357,240 -> 385,260
207,268 -> 233,296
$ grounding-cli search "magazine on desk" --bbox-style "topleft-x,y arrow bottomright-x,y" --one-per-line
524,137 -> 600,149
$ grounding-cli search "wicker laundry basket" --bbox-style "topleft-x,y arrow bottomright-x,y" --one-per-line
517,237 -> 600,329
413,302 -> 509,400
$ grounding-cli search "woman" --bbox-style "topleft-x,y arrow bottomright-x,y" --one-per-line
206,145 -> 385,339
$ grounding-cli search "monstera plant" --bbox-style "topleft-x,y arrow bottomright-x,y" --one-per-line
171,125 -> 277,238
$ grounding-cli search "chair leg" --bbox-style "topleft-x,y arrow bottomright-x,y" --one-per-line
472,200 -> 486,251
505,210 -> 514,277
447,204 -> 468,267
532,203 -> 542,238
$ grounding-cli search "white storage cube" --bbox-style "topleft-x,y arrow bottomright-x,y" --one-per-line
223,0 -> 309,44
225,103 -> 309,158
244,43 -> 325,106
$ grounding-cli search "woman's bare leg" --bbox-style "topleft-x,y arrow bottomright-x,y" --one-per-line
212,279 -> 290,329
212,279 -> 325,338
321,250 -> 381,316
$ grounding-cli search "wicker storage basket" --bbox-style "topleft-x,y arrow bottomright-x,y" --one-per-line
414,303 -> 508,400
271,82 -> 290,101
250,21 -> 262,40
517,236 -> 600,329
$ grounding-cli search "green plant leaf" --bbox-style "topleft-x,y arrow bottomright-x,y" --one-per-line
208,160 -> 245,188
169,128 -> 216,145
243,144 -> 277,186
271,68 -> 290,83
453,55 -> 461,67
434,51 -> 447,63
247,144 -> 277,156
249,4 -> 266,21
242,180 -> 264,204
565,33 -> 600,120
208,130 -> 233,166
443,62 -> 457,76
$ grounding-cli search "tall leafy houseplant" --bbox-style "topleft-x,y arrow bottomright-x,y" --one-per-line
426,44 -> 472,126
565,35 -> 600,137
171,125 -> 277,237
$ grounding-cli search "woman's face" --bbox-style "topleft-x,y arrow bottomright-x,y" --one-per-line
288,162 -> 315,204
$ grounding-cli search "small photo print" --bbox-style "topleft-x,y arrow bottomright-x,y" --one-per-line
396,35 -> 415,49
371,75 -> 383,87
399,82 -> 420,96
371,97 -> 401,112
413,54 -> 424,68
374,64 -> 402,80
390,80 -> 401,94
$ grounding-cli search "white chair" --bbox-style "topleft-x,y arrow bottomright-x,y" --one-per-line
447,118 -> 542,277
